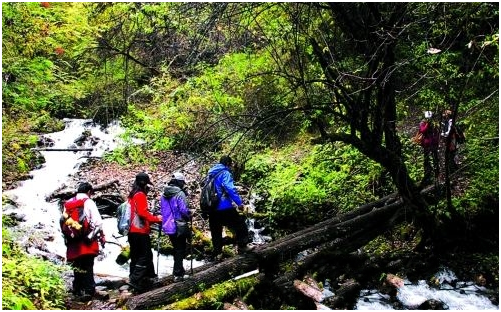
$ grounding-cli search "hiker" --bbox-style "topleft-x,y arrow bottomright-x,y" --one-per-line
160,172 -> 191,282
418,111 -> 439,185
64,182 -> 104,300
441,109 -> 459,171
127,172 -> 162,293
204,156 -> 253,261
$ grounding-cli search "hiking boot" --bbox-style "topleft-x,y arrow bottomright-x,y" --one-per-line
74,291 -> 93,302
126,280 -> 145,293
238,244 -> 255,254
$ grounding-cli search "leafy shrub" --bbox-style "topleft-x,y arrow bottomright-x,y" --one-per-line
2,228 -> 68,310
243,142 -> 393,235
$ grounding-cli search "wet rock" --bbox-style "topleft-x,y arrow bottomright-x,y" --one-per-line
37,136 -> 55,147
418,298 -> 447,309
2,203 -> 18,213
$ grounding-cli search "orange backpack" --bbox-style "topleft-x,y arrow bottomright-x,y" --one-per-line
60,198 -> 90,243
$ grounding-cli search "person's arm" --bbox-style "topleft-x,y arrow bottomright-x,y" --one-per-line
86,199 -> 103,230
419,120 -> 429,134
177,191 -> 191,219
134,192 -> 162,223
222,171 -> 243,207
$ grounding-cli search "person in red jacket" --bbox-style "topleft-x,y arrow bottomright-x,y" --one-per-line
127,172 -> 162,293
64,182 -> 104,301
418,111 -> 439,186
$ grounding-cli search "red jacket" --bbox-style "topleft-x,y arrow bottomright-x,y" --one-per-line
129,191 -> 161,235
67,239 -> 99,261
419,120 -> 438,150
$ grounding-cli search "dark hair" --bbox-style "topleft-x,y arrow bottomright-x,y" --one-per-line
128,181 -> 149,199
219,155 -> 233,166
77,182 -> 93,194
129,172 -> 152,198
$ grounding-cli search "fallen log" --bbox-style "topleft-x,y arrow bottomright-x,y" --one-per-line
46,179 -> 120,201
128,255 -> 259,309
31,147 -> 94,152
322,279 -> 361,309
162,273 -> 260,310
127,200 -> 404,309
130,187 -> 436,310
293,279 -> 324,302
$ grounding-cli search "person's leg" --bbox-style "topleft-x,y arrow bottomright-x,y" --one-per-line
422,148 -> 432,184
128,233 -> 140,285
144,236 -> 157,278
208,211 -> 223,257
224,209 -> 249,248
80,255 -> 96,296
128,233 -> 151,291
70,258 -> 84,296
169,234 -> 186,278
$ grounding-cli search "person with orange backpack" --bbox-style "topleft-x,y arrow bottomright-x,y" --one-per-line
60,182 -> 104,301
418,111 -> 439,185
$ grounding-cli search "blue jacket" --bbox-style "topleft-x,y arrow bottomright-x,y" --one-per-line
160,185 -> 190,235
208,163 -> 243,211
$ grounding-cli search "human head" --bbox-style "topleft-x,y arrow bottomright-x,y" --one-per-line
77,182 -> 93,195
219,155 -> 233,167
135,172 -> 153,187
170,171 -> 186,188
443,110 -> 452,118
172,171 -> 185,182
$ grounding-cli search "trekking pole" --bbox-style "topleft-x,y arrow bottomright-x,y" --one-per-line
156,225 -> 161,276
189,217 -> 194,275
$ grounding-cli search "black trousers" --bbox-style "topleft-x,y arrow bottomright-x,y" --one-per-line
168,234 -> 187,277
423,147 -> 439,184
70,254 -> 96,296
209,208 -> 249,256
128,233 -> 156,288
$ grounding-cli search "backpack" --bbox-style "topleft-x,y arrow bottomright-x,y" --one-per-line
454,124 -> 466,144
60,197 -> 90,242
411,130 -> 424,145
199,171 -> 224,214
116,200 -> 133,236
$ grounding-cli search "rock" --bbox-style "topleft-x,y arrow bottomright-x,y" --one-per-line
418,299 -> 447,310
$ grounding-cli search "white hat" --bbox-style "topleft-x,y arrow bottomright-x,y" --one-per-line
172,172 -> 185,181
424,111 -> 433,118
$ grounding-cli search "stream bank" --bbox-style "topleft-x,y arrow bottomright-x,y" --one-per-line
2,119 -> 498,310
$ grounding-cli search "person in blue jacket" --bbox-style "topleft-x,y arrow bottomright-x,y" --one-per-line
206,155 -> 253,261
160,172 -> 191,282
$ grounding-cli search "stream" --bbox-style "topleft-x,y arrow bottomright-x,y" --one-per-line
2,119 -> 498,310
2,119 -> 205,279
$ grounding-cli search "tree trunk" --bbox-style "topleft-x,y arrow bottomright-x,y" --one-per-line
126,198 -> 405,309
31,147 -> 94,152
46,179 -> 120,201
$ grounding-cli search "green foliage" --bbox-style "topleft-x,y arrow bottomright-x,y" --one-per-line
2,2 -> 99,118
362,223 -> 419,257
243,142 -> 392,235
2,228 -> 68,310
